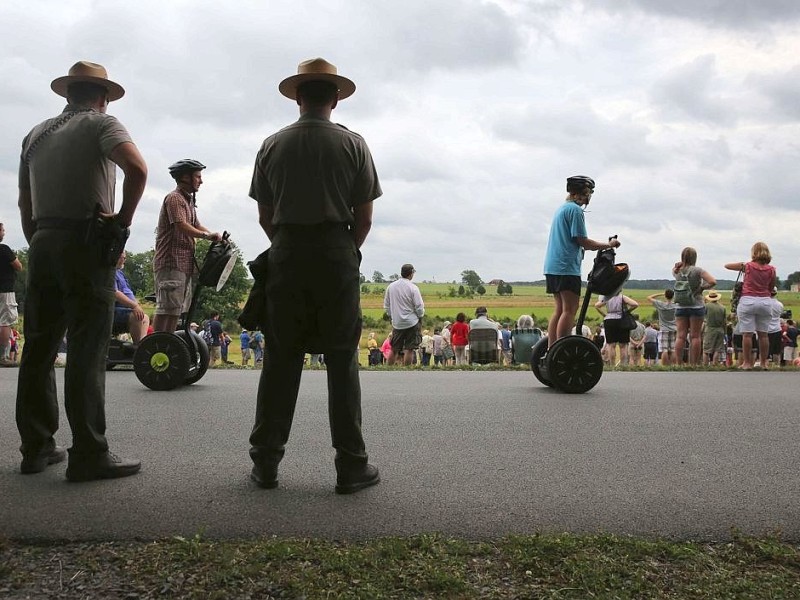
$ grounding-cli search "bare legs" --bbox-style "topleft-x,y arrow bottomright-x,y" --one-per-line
548,290 -> 580,342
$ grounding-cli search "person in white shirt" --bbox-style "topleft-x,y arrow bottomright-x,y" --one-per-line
383,263 -> 425,365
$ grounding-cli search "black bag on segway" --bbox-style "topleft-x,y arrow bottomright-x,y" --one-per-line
587,247 -> 630,296
198,235 -> 237,289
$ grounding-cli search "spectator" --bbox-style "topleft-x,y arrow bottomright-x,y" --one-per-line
252,329 -> 264,364
16,61 -> 147,480
499,323 -> 513,366
543,175 -> 620,343
783,319 -> 798,365
724,242 -> 776,370
440,321 -> 454,365
432,328 -> 444,366
511,314 -> 541,365
366,332 -> 382,366
221,331 -> 232,364
647,289 -> 678,365
113,251 -> 149,344
247,58 -> 381,493
470,307 -> 497,330
673,247 -> 716,366
420,329 -> 433,366
592,325 -> 605,353
240,329 -> 251,366
152,159 -> 221,334
767,288 -> 783,367
702,291 -> 726,366
383,263 -> 425,366
628,318 -> 645,366
380,333 -> 393,362
643,322 -> 659,366
450,312 -> 470,365
595,291 -> 638,366
0,222 -> 23,367
207,312 -> 223,366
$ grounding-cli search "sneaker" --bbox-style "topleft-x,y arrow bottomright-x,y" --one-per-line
335,463 -> 380,495
66,452 -> 141,482
250,463 -> 278,489
20,446 -> 67,474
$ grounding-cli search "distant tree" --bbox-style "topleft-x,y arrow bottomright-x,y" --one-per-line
476,284 -> 486,296
361,284 -> 370,294
372,271 -> 386,283
503,282 -> 513,295
458,285 -> 466,296
787,271 -> 800,290
448,286 -> 457,297
389,273 -> 399,281
359,272 -> 366,284
461,269 -> 482,290
122,249 -> 155,298
497,283 -> 506,296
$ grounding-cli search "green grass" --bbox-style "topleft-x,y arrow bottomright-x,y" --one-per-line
3,531 -> 799,598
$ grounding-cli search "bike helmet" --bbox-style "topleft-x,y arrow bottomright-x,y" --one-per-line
566,175 -> 595,194
168,159 -> 206,179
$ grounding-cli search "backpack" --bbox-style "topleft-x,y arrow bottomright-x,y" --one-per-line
673,271 -> 696,306
248,336 -> 259,350
201,324 -> 213,345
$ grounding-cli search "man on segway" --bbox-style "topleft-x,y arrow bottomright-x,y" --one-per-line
152,159 -> 222,334
543,175 -> 621,342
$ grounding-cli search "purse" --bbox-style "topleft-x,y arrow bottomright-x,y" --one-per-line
619,305 -> 637,330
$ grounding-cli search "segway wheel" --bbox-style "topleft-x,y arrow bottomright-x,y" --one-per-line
530,337 -> 553,387
133,332 -> 192,391
547,336 -> 604,394
176,330 -> 210,385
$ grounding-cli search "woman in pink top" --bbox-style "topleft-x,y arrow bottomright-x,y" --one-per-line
725,241 -> 777,370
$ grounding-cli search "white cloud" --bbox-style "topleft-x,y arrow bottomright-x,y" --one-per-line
1,0 -> 799,285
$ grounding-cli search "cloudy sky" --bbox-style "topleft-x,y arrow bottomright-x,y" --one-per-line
1,0 -> 798,283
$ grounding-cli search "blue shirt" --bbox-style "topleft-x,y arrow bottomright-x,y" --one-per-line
543,201 -> 587,276
240,331 -> 250,349
114,270 -> 135,304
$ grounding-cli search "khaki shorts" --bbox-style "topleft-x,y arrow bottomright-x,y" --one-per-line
0,292 -> 19,326
154,269 -> 194,317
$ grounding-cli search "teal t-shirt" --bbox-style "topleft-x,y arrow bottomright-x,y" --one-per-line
543,201 -> 587,276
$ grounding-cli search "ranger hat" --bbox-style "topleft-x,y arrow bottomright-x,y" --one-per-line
705,291 -> 721,302
51,61 -> 125,101
279,57 -> 356,100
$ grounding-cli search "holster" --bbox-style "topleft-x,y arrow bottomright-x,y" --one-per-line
238,249 -> 269,331
85,205 -> 129,267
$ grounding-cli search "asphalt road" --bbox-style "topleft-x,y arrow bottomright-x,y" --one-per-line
2,367 -> 799,542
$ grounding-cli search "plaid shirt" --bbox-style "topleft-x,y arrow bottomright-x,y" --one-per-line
153,188 -> 198,274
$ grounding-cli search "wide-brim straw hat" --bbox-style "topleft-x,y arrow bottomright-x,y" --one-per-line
51,61 -> 125,102
279,57 -> 355,100
705,291 -> 721,302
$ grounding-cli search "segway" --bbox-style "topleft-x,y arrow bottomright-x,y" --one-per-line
532,237 -> 629,393
133,233 -> 238,390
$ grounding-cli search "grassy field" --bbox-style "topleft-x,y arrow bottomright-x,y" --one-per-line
3,531 -> 799,598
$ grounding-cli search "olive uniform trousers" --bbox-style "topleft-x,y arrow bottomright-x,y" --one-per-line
249,224 -> 368,468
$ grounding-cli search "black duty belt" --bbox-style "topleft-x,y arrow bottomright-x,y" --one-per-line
35,218 -> 92,231
278,222 -> 351,233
